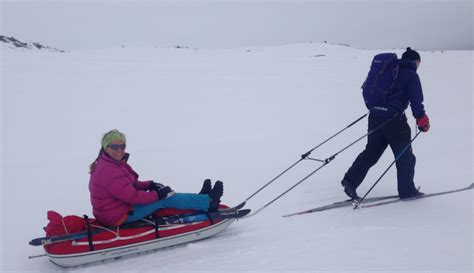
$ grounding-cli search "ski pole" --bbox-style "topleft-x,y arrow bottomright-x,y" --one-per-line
237,113 -> 368,208
243,117 -> 392,218
244,159 -> 330,218
306,116 -> 393,163
353,130 -> 422,209
301,112 -> 368,158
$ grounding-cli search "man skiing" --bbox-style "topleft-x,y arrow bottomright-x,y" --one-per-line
341,47 -> 430,200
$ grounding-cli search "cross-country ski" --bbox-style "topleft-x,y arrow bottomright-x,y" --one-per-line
356,183 -> 473,209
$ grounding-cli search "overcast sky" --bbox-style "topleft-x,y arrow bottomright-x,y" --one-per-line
1,0 -> 472,51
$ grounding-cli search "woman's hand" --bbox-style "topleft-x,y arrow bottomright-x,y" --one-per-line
149,182 -> 165,191
149,182 -> 175,199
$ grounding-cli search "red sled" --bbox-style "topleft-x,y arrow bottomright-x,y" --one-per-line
29,204 -> 246,268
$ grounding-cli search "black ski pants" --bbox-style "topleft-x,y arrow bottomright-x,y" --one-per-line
343,113 -> 418,197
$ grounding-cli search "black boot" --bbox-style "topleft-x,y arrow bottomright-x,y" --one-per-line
341,179 -> 360,200
198,179 -> 212,195
208,180 -> 224,212
400,189 -> 424,199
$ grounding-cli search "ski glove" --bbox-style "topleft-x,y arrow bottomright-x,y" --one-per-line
149,182 -> 165,191
416,114 -> 430,132
155,186 -> 176,200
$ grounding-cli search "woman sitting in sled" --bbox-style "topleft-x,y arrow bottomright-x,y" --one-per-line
89,129 -> 224,226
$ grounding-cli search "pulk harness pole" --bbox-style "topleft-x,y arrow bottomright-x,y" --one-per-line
236,113 -> 368,209
353,130 -> 422,209
243,114 -> 394,218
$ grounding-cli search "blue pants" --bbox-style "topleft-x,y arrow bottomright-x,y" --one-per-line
125,193 -> 210,223
343,114 -> 418,197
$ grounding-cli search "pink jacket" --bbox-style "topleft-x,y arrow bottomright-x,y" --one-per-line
89,152 -> 158,226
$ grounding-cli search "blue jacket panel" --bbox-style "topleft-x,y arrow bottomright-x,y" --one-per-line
371,59 -> 426,119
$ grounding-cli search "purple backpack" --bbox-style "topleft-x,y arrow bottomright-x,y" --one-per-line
361,53 -> 400,109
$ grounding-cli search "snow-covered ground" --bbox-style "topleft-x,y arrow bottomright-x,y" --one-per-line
1,43 -> 472,272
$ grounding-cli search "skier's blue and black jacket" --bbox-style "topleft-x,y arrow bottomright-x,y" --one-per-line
371,59 -> 426,119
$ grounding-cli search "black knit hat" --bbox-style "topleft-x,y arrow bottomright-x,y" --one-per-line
402,47 -> 421,61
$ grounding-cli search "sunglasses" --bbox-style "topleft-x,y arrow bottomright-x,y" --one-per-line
108,144 -> 126,151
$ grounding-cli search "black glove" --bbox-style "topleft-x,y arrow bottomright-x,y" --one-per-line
149,182 -> 165,191
155,186 -> 175,199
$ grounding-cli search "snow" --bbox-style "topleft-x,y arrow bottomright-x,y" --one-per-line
1,43 -> 472,272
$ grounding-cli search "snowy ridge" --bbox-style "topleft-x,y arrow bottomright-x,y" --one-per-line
0,35 -> 65,52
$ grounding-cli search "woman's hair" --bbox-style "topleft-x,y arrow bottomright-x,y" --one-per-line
89,148 -> 104,174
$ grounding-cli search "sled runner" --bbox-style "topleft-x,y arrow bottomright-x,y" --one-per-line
29,205 -> 249,268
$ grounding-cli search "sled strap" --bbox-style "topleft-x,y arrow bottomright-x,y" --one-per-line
83,215 -> 94,251
205,212 -> 215,225
153,217 -> 160,239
